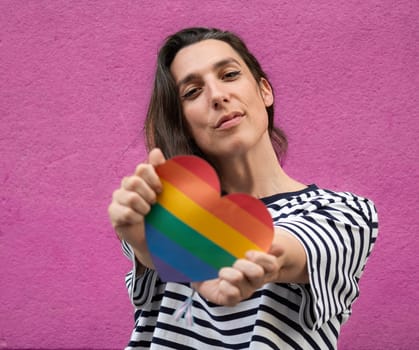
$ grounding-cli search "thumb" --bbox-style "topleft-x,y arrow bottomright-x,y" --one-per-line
148,148 -> 166,167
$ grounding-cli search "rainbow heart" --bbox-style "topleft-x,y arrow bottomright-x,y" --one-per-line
145,155 -> 274,282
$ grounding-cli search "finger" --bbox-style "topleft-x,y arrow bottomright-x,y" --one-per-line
246,251 -> 280,283
148,148 -> 166,167
108,201 -> 144,227
218,279 -> 242,306
246,251 -> 278,272
219,264 -> 262,301
133,164 -> 163,194
130,148 -> 165,194
233,259 -> 265,288
219,266 -> 244,284
121,176 -> 157,205
113,188 -> 152,216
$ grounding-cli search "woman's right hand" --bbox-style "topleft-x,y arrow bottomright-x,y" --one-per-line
108,148 -> 166,268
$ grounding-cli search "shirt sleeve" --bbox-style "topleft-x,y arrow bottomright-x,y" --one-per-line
275,191 -> 379,331
121,240 -> 160,308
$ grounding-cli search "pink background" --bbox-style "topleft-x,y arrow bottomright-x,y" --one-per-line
1,1 -> 418,349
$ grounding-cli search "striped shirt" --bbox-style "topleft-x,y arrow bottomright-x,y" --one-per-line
121,184 -> 378,349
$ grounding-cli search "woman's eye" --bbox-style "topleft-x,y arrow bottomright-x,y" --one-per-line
182,87 -> 200,99
223,70 -> 241,80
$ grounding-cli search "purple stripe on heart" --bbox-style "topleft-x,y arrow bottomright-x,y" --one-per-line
151,255 -> 190,282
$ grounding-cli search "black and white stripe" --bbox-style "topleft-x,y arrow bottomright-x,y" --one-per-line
121,184 -> 378,349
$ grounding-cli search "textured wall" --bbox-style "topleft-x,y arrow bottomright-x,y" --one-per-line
1,1 -> 418,349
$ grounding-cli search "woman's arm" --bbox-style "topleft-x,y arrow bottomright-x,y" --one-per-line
266,227 -> 309,284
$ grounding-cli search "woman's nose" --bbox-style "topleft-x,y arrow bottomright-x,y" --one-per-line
208,80 -> 229,109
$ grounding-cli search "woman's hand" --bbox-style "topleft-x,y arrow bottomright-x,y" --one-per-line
192,228 -> 308,306
192,244 -> 284,306
108,148 -> 166,268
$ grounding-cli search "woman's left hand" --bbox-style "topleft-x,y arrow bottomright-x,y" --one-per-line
192,244 -> 284,306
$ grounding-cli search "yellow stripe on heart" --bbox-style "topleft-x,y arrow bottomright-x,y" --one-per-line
158,179 -> 264,258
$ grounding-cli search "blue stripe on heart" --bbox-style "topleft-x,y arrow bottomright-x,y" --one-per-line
145,223 -> 219,281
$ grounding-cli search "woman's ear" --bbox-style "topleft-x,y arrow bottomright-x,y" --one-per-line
259,78 -> 274,107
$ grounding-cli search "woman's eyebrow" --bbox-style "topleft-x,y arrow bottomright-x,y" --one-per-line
213,57 -> 241,70
177,73 -> 200,90
177,57 -> 242,89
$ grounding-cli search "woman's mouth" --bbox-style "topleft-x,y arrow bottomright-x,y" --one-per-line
215,112 -> 244,129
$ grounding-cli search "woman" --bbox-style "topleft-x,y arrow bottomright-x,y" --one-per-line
108,27 -> 378,349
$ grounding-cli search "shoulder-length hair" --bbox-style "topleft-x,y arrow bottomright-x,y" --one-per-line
145,27 -> 287,162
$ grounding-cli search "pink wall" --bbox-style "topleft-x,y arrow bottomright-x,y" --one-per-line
1,1 -> 418,349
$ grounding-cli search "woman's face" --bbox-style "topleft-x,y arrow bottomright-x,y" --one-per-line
170,39 -> 274,159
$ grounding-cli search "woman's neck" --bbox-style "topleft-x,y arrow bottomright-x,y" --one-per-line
210,141 -> 306,198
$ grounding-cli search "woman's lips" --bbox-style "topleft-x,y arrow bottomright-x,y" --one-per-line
215,112 -> 244,129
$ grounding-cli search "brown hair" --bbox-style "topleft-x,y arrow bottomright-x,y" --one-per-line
145,27 -> 287,162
